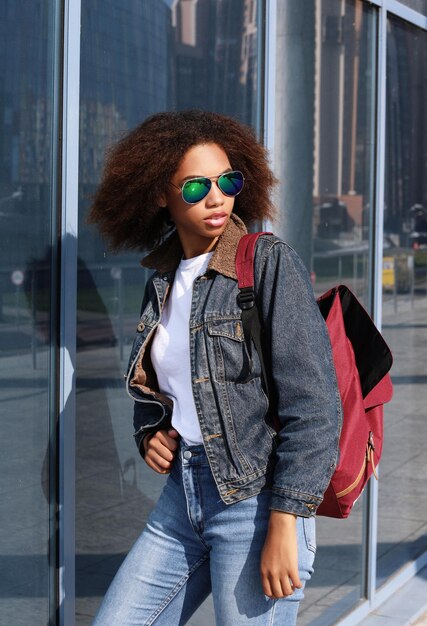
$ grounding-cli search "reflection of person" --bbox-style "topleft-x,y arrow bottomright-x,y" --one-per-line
23,250 -> 116,348
89,110 -> 341,625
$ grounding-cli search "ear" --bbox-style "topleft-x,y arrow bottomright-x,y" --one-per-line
158,192 -> 167,208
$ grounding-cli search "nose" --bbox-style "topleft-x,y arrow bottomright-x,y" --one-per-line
205,180 -> 224,207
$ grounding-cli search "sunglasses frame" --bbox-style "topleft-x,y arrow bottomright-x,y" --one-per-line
170,170 -> 245,205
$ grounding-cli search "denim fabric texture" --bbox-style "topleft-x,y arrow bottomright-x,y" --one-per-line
126,214 -> 342,517
92,442 -> 316,626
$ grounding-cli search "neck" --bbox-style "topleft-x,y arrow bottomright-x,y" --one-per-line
178,233 -> 219,260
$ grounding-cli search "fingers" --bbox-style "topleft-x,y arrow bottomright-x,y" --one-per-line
289,567 -> 302,590
260,515 -> 303,599
165,428 -> 180,444
156,429 -> 180,452
261,569 -> 298,599
261,571 -> 301,599
144,429 -> 180,474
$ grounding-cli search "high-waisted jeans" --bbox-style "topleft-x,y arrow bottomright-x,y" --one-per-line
92,442 -> 316,625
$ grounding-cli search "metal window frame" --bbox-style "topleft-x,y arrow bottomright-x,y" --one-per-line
262,0 -> 277,237
58,0 -> 81,624
369,0 -> 427,29
263,0 -> 277,167
49,1 -> 64,621
360,1 -> 384,606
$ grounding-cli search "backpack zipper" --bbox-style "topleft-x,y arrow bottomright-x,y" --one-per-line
336,432 -> 378,499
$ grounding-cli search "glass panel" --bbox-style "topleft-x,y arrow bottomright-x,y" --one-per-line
274,1 -> 377,622
377,16 -> 427,588
76,1 -> 263,623
0,1 -> 57,623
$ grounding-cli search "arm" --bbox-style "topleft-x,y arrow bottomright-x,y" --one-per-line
255,239 -> 341,597
128,275 -> 173,457
260,511 -> 302,598
133,403 -> 172,457
256,239 -> 341,516
252,240 -> 341,598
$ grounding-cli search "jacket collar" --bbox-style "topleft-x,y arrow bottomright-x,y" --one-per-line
140,213 -> 248,280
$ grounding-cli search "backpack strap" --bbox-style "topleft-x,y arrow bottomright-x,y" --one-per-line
235,233 -> 272,400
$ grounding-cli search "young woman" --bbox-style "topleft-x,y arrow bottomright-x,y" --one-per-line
89,110 -> 341,625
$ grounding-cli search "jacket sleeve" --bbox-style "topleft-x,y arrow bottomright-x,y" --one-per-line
133,403 -> 171,458
255,238 -> 342,517
127,275 -> 172,457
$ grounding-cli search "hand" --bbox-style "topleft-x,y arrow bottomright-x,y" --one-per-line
143,429 -> 179,474
260,511 -> 302,599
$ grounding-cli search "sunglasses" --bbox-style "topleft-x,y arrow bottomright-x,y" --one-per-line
170,170 -> 244,205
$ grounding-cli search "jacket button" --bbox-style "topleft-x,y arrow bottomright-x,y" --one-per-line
137,322 -> 145,332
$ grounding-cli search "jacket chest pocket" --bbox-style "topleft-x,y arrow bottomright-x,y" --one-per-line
206,318 -> 260,383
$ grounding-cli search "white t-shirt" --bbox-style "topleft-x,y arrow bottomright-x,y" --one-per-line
151,251 -> 213,445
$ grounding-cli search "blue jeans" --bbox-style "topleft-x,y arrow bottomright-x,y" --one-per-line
93,442 -> 316,625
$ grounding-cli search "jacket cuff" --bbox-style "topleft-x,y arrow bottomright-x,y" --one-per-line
269,490 -> 321,517
134,431 -> 150,459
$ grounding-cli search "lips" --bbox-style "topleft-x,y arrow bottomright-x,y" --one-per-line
204,212 -> 228,227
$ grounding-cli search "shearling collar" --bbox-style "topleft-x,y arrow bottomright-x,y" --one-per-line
140,213 -> 248,280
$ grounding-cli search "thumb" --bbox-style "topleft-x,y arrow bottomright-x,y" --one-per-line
168,428 -> 179,438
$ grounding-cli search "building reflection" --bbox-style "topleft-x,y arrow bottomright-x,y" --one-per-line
1,0 -> 426,624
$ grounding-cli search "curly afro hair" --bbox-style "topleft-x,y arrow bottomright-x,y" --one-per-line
88,110 -> 277,251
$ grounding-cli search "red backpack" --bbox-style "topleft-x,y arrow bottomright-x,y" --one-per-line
235,233 -> 393,518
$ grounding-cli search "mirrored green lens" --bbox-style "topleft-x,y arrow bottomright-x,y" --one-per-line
218,171 -> 244,197
182,178 -> 211,203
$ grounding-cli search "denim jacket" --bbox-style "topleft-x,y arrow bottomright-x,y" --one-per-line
125,214 -> 342,517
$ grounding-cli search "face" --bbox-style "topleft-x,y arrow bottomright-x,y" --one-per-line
162,143 -> 236,259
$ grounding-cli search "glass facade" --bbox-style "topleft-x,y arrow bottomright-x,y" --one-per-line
75,2 -> 170,620
76,1 -> 262,623
0,1 -> 426,625
378,15 -> 427,587
0,1 -> 58,623
275,3 -> 378,621
275,0 -> 376,300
